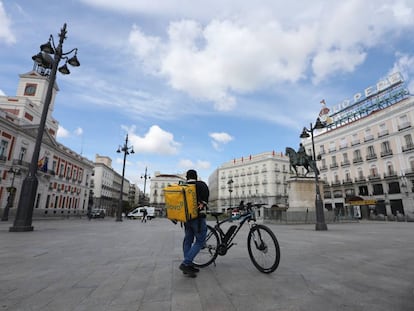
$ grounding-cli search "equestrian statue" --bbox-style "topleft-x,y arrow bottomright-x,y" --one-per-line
285,143 -> 319,176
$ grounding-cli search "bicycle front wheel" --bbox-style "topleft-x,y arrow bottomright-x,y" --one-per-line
247,224 -> 280,273
192,225 -> 219,268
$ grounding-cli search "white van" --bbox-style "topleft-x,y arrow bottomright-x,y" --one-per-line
127,207 -> 155,219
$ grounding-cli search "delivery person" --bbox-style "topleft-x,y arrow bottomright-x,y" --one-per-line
179,169 -> 209,277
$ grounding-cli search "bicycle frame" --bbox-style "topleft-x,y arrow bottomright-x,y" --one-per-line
212,207 -> 257,254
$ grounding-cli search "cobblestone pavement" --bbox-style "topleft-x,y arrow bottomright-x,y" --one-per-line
0,218 -> 413,311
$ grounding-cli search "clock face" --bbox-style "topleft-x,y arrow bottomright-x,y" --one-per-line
24,84 -> 37,96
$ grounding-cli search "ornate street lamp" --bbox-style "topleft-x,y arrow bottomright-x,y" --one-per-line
10,23 -> 80,232
227,179 -> 234,209
140,167 -> 151,204
116,134 -> 134,222
1,168 -> 21,221
300,117 -> 328,231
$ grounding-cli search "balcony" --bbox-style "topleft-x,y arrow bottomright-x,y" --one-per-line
354,176 -> 366,182
320,165 -> 328,172
12,159 -> 31,168
342,178 -> 353,185
380,150 -> 393,158
330,163 -> 339,169
402,144 -> 414,153
366,154 -> 377,161
368,174 -> 381,180
398,122 -> 411,131
331,180 -> 341,186
351,139 -> 360,146
364,135 -> 374,142
383,172 -> 398,179
353,157 -> 363,164
341,161 -> 350,167
378,130 -> 389,138
328,147 -> 337,153
0,155 -> 6,162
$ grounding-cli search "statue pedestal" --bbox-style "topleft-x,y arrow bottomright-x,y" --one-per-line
286,177 -> 321,223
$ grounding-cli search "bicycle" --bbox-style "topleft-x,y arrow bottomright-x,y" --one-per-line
192,203 -> 280,274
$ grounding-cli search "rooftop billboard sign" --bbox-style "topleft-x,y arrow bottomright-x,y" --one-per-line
320,72 -> 409,129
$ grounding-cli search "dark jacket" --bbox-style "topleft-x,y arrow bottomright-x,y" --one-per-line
187,179 -> 209,205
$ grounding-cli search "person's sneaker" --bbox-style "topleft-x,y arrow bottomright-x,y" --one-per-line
189,265 -> 200,273
179,264 -> 197,277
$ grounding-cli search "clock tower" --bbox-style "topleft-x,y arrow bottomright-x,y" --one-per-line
10,68 -> 60,138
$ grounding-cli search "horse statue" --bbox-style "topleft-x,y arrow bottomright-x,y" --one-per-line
285,146 -> 319,176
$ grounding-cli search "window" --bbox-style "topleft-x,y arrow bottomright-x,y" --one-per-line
404,134 -> 413,146
345,188 -> 355,197
365,128 -> 374,141
398,114 -> 410,130
0,140 -> 8,160
331,155 -> 338,168
345,171 -> 351,182
319,145 -> 325,155
378,123 -> 388,137
329,141 -> 336,152
386,162 -> 394,176
373,184 -> 384,195
352,133 -> 360,145
324,191 -> 332,198
359,185 -> 369,196
342,153 -> 349,166
19,147 -> 26,161
353,149 -> 362,163
369,166 -> 379,177
59,163 -> 65,176
388,182 -> 401,194
403,134 -> 414,152
367,145 -> 376,157
381,141 -> 392,156
340,137 -> 347,149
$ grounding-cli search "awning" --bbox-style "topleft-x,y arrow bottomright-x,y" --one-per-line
348,199 -> 377,206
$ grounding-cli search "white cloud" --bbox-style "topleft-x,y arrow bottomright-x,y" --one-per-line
125,0 -> 414,109
0,2 -> 16,44
210,132 -> 233,151
127,125 -> 181,155
57,126 -> 84,138
388,53 -> 414,93
210,132 -> 233,144
74,127 -> 83,136
57,125 -> 70,138
0,89 -> 5,96
178,159 -> 211,170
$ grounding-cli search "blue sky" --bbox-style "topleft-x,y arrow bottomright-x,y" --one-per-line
1,0 -> 414,188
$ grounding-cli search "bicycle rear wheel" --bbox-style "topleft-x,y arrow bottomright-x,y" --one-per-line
191,225 -> 219,268
247,224 -> 280,273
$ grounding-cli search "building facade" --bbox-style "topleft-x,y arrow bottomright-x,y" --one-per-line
209,151 -> 292,212
91,154 -> 134,216
0,70 -> 94,218
303,72 -> 414,219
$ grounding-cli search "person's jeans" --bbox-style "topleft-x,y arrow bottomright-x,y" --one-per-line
182,217 -> 207,266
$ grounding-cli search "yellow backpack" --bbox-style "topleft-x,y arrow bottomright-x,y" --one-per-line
164,184 -> 198,222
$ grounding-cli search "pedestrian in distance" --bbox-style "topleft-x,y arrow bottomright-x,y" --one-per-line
141,207 -> 148,223
179,169 -> 210,278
